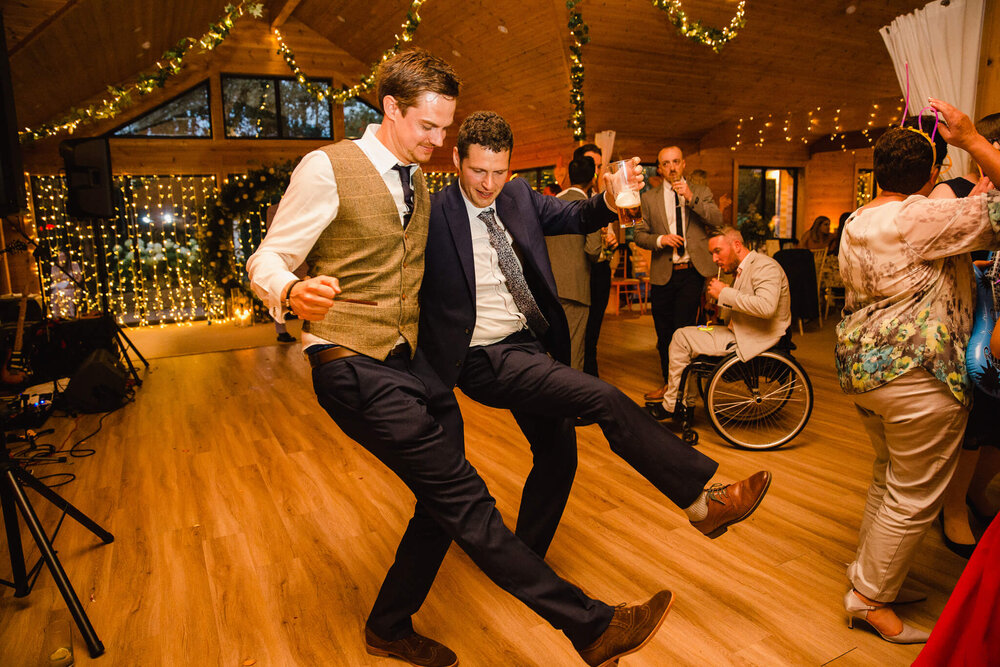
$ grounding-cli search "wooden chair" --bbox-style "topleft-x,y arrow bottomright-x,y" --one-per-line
628,242 -> 652,315
610,247 -> 644,315
820,253 -> 845,320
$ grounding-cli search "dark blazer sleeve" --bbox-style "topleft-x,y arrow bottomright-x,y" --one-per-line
510,178 -> 616,235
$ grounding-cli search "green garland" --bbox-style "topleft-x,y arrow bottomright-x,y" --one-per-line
566,0 -> 589,141
274,0 -> 428,104
20,2 -> 264,143
651,0 -> 747,53
203,159 -> 297,297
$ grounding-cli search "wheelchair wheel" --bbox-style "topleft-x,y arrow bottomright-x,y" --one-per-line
704,350 -> 812,450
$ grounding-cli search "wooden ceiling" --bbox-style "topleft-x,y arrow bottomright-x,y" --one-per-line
3,0 -> 927,170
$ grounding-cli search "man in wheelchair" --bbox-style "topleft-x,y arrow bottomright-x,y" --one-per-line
649,226 -> 791,421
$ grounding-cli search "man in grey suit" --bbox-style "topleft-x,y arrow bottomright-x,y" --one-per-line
634,146 -> 722,404
650,226 -> 791,419
548,156 -> 603,369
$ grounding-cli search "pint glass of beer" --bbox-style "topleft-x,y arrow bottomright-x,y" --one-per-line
609,160 -> 642,228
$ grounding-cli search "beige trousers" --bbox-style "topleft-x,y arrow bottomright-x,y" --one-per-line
661,324 -> 737,410
847,368 -> 969,602
560,298 -> 590,371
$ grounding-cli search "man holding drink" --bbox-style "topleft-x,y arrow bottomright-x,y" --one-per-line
634,146 -> 723,405
420,112 -> 772,577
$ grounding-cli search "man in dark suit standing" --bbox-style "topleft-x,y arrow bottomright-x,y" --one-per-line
420,111 -> 772,576
634,147 -> 722,405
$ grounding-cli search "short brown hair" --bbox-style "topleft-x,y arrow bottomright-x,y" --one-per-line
873,127 -> 935,195
977,112 -> 1000,144
376,49 -> 461,114
456,111 -> 514,160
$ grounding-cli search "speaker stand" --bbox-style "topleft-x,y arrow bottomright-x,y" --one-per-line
0,431 -> 113,657
85,217 -> 149,387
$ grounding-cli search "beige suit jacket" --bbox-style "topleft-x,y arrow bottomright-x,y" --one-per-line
634,181 -> 721,284
545,187 -> 602,305
717,251 -> 791,361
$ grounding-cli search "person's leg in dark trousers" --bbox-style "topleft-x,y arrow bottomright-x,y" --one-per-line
509,411 -> 577,557
584,261 -> 612,377
311,350 -> 613,649
459,339 -> 718,510
650,270 -> 703,384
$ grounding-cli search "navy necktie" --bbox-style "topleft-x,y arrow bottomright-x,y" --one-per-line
392,164 -> 413,228
477,209 -> 549,337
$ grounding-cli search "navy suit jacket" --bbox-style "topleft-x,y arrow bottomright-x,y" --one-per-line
420,177 -> 616,388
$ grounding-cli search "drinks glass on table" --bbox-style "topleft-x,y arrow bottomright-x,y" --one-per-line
609,160 -> 642,228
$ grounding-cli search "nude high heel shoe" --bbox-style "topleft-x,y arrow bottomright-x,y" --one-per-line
844,590 -> 929,644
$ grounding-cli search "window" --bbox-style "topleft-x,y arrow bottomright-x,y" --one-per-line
737,166 -> 799,240
112,82 -> 212,138
343,98 -> 383,139
221,75 -> 332,139
856,168 -> 876,208
511,166 -> 556,191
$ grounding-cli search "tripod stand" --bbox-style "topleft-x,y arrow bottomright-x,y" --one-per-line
1,430 -> 113,657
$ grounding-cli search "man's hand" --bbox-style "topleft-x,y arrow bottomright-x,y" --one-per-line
707,278 -> 726,300
672,179 -> 693,202
603,225 -> 618,249
289,275 -> 341,320
659,234 -> 684,249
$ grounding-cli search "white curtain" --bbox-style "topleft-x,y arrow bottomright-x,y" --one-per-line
880,0 -> 985,178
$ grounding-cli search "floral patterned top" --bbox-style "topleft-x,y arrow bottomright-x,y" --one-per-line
835,191 -> 1000,406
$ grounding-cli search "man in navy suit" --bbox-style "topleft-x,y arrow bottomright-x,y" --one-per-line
420,112 -> 773,562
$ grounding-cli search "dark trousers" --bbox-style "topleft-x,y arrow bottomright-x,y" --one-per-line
311,348 -> 613,649
584,261 -> 612,377
650,268 -> 705,383
457,333 -> 719,555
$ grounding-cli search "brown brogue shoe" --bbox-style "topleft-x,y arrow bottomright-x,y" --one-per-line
643,384 -> 669,403
691,470 -> 772,538
578,590 -> 674,667
364,627 -> 458,667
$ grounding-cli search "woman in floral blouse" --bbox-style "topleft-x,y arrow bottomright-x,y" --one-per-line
836,99 -> 1000,644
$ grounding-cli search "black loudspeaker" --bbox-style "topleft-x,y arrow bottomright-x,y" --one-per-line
0,12 -> 26,216
60,137 -> 115,219
63,348 -> 128,413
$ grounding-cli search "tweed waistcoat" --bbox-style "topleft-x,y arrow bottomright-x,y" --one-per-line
302,140 -> 429,359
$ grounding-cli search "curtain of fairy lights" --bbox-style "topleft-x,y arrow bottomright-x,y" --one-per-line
30,174 -> 224,326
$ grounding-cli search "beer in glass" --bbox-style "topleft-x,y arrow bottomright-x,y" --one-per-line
609,160 -> 642,228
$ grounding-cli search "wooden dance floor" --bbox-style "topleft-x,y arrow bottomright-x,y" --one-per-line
0,312 -> 982,665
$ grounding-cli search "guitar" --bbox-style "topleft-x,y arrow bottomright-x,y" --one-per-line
967,253 -> 1000,398
1,282 -> 32,385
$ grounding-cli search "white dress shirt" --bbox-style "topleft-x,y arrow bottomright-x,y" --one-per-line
658,184 -> 691,263
245,124 -> 414,349
459,191 -> 529,347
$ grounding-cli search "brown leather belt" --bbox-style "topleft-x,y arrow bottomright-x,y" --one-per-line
308,343 -> 409,368
674,262 -> 690,270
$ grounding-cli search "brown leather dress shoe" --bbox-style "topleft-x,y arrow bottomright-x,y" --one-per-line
691,470 -> 772,538
643,384 -> 668,403
577,590 -> 674,667
364,627 -> 458,667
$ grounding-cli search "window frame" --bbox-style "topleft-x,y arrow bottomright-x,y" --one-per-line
109,80 -> 214,140
220,73 -> 334,140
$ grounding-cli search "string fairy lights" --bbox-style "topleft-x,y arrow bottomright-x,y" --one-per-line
566,0 -> 589,140
729,98 -> 906,151
273,0 -> 428,104
650,0 -> 747,53
20,2 -> 263,143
